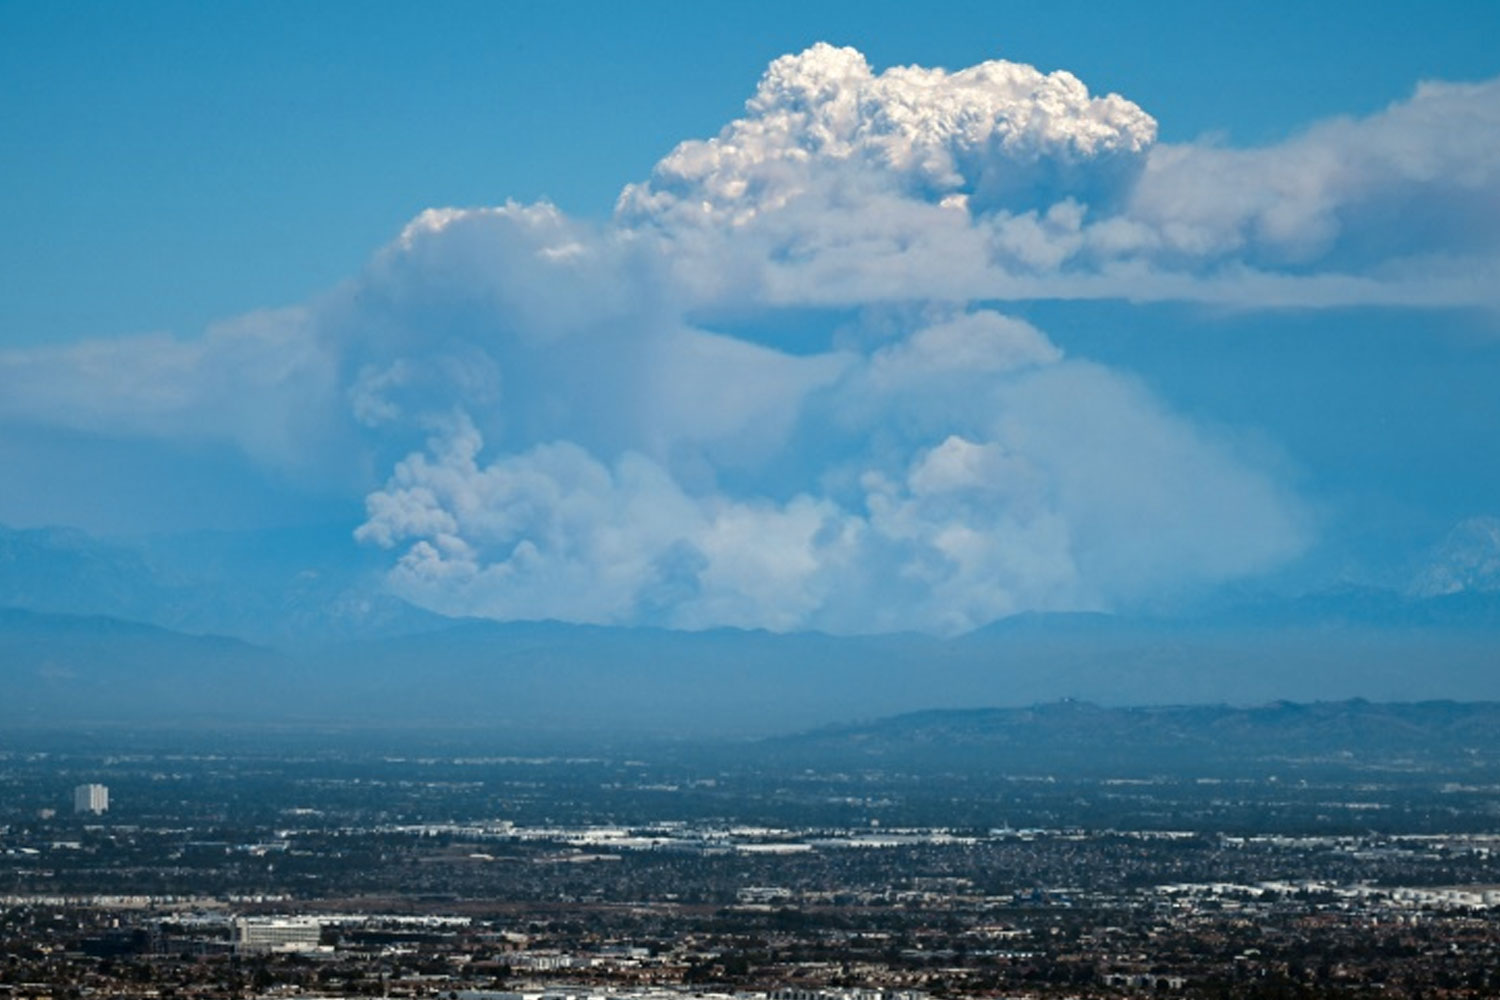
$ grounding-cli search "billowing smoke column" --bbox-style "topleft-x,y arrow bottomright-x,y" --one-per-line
7,44 -> 1500,630
346,47 -> 1304,633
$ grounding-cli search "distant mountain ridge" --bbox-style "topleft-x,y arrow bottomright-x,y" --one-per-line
0,606 -> 291,724
771,698 -> 1500,771
4,521 -> 1500,735
0,522 -> 452,646
7,520 -> 1500,651
1186,583 -> 1500,629
4,604 -> 1500,736
786,697 -> 1500,752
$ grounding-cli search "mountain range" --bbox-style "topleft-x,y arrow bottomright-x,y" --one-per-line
770,698 -> 1500,771
3,522 -> 1500,736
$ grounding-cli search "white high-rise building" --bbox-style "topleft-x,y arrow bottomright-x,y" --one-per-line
73,783 -> 108,815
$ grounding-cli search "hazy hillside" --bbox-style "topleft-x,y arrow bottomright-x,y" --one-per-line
0,523 -> 451,646
770,699 -> 1500,772
0,607 -> 293,724
5,522 -> 1500,736
5,605 -> 1500,736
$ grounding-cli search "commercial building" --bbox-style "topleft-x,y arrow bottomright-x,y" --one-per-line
73,784 -> 109,815
232,917 -> 324,954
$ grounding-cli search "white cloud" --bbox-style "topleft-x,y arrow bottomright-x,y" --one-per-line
1124,79 -> 1500,275
357,313 -> 1308,635
0,307 -> 352,480
356,413 -> 859,631
866,312 -> 1061,388
618,43 -> 1156,227
616,48 -> 1500,309
19,43 -> 1493,628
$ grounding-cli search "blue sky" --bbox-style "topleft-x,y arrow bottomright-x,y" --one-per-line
6,1 -> 1500,345
2,1 -> 1499,634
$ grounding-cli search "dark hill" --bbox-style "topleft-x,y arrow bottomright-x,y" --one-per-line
769,699 -> 1500,773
